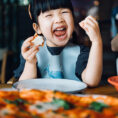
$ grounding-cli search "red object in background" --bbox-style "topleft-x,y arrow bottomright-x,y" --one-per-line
108,76 -> 118,91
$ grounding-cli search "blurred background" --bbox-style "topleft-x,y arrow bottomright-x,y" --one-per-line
0,0 -> 118,84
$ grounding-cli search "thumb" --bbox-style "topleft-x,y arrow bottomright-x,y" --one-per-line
79,21 -> 84,28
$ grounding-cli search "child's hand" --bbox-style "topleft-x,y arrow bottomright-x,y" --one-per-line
21,36 -> 39,64
79,16 -> 101,43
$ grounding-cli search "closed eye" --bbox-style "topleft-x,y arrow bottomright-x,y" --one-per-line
62,11 -> 69,14
45,14 -> 52,17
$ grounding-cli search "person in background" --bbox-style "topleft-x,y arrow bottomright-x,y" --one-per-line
14,0 -> 102,87
111,6 -> 118,51
111,5 -> 118,75
111,34 -> 118,51
111,33 -> 118,75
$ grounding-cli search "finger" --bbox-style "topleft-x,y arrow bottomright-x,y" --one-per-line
85,18 -> 96,28
22,36 -> 34,48
21,42 -> 31,53
85,18 -> 100,34
79,21 -> 88,32
87,16 -> 98,25
26,49 -> 39,62
22,36 -> 34,52
25,46 -> 39,58
79,21 -> 84,28
79,20 -> 90,33
83,22 -> 93,34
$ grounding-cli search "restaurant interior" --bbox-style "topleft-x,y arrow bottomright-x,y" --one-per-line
0,0 -> 118,86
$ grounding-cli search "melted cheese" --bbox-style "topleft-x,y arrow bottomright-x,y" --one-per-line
29,101 -> 60,113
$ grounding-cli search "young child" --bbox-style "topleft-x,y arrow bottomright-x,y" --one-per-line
14,0 -> 102,87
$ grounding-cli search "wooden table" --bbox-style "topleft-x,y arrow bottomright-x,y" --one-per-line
82,84 -> 118,97
0,84 -> 12,88
0,83 -> 117,97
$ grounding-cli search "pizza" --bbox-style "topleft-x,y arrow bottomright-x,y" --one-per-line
0,89 -> 118,118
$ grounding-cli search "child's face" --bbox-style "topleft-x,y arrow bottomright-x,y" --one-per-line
37,8 -> 74,47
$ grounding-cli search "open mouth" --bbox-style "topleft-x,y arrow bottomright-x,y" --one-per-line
53,26 -> 67,38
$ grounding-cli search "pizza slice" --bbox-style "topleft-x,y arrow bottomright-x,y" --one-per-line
0,89 -> 118,118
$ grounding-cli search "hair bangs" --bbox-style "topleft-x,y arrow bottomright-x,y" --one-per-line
29,0 -> 74,23
36,0 -> 74,15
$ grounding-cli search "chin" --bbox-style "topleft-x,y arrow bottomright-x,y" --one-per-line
56,40 -> 69,47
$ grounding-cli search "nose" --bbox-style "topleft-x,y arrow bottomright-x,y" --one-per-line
54,14 -> 64,24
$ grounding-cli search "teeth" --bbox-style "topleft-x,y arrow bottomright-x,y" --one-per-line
56,28 -> 65,31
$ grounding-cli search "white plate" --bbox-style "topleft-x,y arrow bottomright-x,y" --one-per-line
13,79 -> 87,93
0,88 -> 17,91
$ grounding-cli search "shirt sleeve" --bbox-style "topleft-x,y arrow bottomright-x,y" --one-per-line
75,45 -> 90,80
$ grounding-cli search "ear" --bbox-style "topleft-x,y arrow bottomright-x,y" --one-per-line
32,23 -> 42,34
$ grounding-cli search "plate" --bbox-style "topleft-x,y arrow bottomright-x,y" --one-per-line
13,79 -> 87,93
0,88 -> 17,91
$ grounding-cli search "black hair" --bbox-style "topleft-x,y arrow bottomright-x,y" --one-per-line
29,0 -> 74,24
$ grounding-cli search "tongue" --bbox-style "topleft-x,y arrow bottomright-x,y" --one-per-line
54,30 -> 66,37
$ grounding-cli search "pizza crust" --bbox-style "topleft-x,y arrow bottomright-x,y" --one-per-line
31,34 -> 44,46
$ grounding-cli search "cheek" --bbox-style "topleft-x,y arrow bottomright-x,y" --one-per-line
67,17 -> 74,34
39,21 -> 52,35
70,17 -> 74,30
